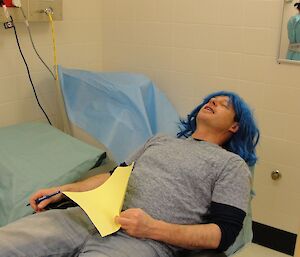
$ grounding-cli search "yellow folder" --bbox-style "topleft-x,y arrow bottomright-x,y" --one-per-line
63,163 -> 134,237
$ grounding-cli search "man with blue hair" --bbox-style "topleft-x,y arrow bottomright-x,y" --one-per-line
0,91 -> 259,257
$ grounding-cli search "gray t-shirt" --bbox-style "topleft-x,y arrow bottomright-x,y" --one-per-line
123,134 -> 251,257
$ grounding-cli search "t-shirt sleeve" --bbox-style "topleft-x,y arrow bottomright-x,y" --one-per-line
208,201 -> 246,251
212,157 -> 251,213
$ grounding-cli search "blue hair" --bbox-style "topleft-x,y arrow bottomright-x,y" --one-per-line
177,91 -> 260,166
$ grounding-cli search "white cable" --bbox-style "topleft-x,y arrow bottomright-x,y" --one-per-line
2,4 -> 10,19
19,6 -> 56,80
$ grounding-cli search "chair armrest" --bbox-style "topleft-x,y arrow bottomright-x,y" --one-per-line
179,250 -> 227,257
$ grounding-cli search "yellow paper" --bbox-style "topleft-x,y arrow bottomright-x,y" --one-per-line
63,163 -> 134,237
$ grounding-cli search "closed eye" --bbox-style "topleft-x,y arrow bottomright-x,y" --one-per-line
221,102 -> 230,109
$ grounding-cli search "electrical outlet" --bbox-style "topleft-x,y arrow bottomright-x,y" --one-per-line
3,20 -> 13,28
0,0 -> 62,22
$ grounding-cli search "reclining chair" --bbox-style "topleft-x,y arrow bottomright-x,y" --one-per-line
57,66 -> 254,257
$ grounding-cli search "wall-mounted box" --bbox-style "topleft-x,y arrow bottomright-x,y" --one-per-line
27,0 -> 63,22
0,0 -> 62,22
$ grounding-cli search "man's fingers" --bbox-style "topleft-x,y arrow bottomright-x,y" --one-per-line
115,216 -> 131,226
115,216 -> 127,224
28,188 -> 62,211
119,209 -> 132,217
37,199 -> 51,210
119,208 -> 141,218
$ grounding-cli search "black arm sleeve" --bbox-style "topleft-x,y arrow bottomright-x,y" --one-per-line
109,162 -> 128,175
207,201 -> 246,252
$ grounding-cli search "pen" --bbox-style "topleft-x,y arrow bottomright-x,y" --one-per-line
26,190 -> 61,206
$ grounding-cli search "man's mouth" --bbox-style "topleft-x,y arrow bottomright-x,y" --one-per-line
204,106 -> 214,113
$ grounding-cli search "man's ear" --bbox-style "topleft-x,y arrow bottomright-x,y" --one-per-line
229,122 -> 239,134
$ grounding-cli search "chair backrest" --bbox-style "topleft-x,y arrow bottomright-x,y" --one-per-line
58,66 -> 256,257
58,66 -> 180,164
225,165 -> 255,256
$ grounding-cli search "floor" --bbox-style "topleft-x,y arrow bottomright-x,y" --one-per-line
234,243 -> 290,257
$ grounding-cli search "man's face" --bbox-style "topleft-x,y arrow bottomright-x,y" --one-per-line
196,96 -> 239,134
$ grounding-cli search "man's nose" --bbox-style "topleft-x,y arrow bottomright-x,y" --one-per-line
209,98 -> 216,105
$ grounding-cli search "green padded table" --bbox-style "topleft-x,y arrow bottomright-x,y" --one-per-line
0,122 -> 106,227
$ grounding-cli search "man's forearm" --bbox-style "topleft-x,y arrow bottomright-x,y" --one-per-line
61,172 -> 111,192
149,221 -> 221,250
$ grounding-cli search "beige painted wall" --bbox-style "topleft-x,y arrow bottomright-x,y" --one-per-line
101,0 -> 300,234
0,0 -> 103,128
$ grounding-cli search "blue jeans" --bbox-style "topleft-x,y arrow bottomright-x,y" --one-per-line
0,207 -> 160,257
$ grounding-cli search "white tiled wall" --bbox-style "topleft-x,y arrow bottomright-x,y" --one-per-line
0,0 -> 103,128
101,0 -> 300,234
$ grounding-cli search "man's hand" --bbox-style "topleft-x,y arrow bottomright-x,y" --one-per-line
116,208 -> 222,250
115,208 -> 156,238
28,173 -> 111,213
29,187 -> 63,212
